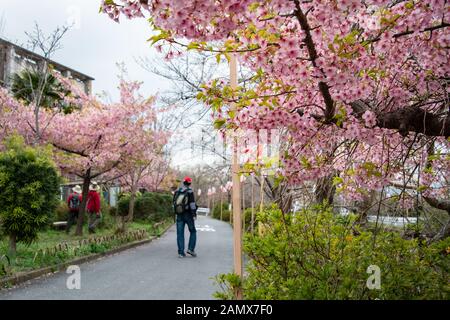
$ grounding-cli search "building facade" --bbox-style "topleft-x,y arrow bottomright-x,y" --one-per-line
0,37 -> 94,95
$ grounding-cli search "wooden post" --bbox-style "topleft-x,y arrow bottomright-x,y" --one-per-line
259,173 -> 265,237
220,191 -> 223,221
251,174 -> 255,234
230,53 -> 243,299
212,192 -> 215,218
242,180 -> 246,233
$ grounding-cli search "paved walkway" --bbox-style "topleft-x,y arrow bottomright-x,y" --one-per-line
0,216 -> 233,300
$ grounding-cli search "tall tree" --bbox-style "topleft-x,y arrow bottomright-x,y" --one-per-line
0,135 -> 60,254
1,76 -> 163,235
102,0 -> 449,216
18,23 -> 71,143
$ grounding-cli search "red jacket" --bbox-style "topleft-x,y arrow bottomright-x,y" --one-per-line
86,190 -> 101,213
67,193 -> 82,212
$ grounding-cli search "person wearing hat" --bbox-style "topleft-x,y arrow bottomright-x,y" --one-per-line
66,185 -> 82,234
173,176 -> 198,258
87,182 -> 101,234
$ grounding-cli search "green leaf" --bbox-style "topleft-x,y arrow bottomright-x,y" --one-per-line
187,42 -> 201,50
213,119 -> 226,130
333,176 -> 344,186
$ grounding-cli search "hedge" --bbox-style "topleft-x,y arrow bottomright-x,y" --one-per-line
116,192 -> 173,222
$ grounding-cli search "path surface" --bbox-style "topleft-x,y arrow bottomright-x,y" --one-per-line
0,216 -> 233,300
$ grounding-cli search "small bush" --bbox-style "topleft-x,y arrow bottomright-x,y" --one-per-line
109,206 -> 118,217
212,203 -> 257,229
215,204 -> 450,300
117,194 -> 130,217
94,196 -> 114,230
212,202 -> 230,221
243,208 -> 259,232
135,192 -> 172,221
0,135 -> 61,253
116,192 -> 172,222
223,210 -> 231,222
52,201 -> 69,223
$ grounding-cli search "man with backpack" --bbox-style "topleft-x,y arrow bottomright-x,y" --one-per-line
66,185 -> 82,234
173,176 -> 198,258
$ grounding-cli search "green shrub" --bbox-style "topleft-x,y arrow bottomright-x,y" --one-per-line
212,203 -> 257,228
221,210 -> 231,223
243,208 -> 257,232
109,206 -> 118,217
97,196 -> 114,230
135,192 -> 172,221
52,200 -> 69,223
116,192 -> 172,222
100,196 -> 110,216
117,194 -> 130,216
212,202 -> 230,221
215,204 -> 450,300
0,135 -> 60,254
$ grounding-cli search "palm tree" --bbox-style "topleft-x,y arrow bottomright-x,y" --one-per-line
12,69 -> 61,107
11,69 -> 71,111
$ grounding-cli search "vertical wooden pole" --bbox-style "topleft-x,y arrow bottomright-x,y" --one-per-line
251,175 -> 255,234
230,53 -> 243,299
242,180 -> 246,234
259,174 -> 265,237
220,191 -> 223,221
212,193 -> 215,218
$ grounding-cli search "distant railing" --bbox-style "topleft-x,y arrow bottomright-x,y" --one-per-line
197,207 -> 210,216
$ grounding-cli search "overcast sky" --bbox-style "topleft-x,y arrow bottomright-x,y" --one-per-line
0,0 -> 171,101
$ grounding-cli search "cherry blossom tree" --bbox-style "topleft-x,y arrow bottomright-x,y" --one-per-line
1,75 -> 163,235
106,132 -> 170,231
101,1 -> 449,224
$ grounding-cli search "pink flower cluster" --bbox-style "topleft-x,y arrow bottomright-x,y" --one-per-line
100,0 -> 450,201
0,75 -> 168,182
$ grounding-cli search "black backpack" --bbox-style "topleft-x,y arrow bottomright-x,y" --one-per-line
69,194 -> 81,210
174,188 -> 189,214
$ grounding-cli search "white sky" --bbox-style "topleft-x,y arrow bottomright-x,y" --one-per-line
0,0 -> 171,101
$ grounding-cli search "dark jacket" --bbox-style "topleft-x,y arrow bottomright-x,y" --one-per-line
173,185 -> 197,215
67,193 -> 82,212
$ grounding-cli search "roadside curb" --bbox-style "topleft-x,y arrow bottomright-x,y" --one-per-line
0,222 -> 175,290
158,220 -> 175,237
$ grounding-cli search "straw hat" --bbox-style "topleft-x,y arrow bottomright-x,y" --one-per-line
89,181 -> 100,192
72,185 -> 82,193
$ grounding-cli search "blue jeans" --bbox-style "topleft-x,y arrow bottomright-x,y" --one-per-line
176,214 -> 196,254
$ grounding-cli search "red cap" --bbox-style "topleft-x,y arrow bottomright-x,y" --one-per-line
184,176 -> 192,184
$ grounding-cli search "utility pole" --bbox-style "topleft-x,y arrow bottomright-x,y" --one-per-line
230,53 -> 243,299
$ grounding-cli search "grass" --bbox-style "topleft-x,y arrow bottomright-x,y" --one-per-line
0,217 -> 173,279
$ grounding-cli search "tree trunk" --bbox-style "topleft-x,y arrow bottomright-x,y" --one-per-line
126,185 -> 137,223
9,233 -> 17,256
34,105 -> 40,145
76,170 -> 91,236
355,190 -> 376,225
251,175 -> 255,234
220,194 -> 223,221
117,215 -> 126,234
314,174 -> 336,206
277,191 -> 293,215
